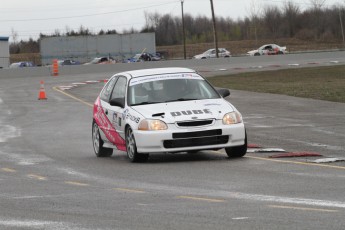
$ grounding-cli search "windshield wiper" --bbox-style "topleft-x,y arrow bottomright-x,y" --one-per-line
164,98 -> 198,102
131,101 -> 161,106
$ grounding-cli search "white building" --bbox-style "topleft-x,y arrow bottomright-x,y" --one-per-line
0,36 -> 10,68
40,33 -> 156,65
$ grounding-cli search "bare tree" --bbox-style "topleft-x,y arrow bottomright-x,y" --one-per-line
309,0 -> 327,38
309,0 -> 326,9
11,28 -> 18,44
263,5 -> 282,39
247,0 -> 262,44
143,11 -> 160,31
283,1 -> 300,37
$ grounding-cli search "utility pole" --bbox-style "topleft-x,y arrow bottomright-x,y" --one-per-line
210,0 -> 219,58
339,7 -> 345,48
181,0 -> 187,59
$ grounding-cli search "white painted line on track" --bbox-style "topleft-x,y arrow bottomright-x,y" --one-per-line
268,205 -> 338,213
232,217 -> 249,220
0,125 -> 21,143
312,158 -> 345,163
247,148 -> 285,153
71,82 -> 87,85
216,191 -> 345,209
0,219 -> 79,229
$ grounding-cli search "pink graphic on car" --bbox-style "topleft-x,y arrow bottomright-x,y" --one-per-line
93,97 -> 126,151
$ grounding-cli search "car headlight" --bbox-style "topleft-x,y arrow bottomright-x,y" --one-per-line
138,119 -> 168,131
222,111 -> 242,125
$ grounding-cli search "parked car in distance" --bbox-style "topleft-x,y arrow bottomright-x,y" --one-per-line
193,48 -> 231,59
58,59 -> 80,66
247,44 -> 287,56
9,61 -> 35,68
127,53 -> 162,63
85,57 -> 116,65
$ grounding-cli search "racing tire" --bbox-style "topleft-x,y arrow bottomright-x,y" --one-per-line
277,51 -> 284,55
254,53 -> 260,56
92,121 -> 113,157
225,131 -> 247,158
125,127 -> 149,163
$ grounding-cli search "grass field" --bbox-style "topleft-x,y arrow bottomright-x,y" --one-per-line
207,65 -> 345,103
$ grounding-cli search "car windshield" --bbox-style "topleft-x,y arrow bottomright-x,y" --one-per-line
90,58 -> 101,64
132,54 -> 142,59
128,74 -> 220,106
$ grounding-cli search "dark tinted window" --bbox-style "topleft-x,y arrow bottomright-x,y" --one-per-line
110,76 -> 127,101
100,76 -> 117,102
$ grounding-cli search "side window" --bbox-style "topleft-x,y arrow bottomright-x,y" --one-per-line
110,76 -> 127,101
100,76 -> 117,102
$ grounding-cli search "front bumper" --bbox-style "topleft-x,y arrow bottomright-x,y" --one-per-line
134,121 -> 245,153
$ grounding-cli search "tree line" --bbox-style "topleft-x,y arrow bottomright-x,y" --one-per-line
10,0 -> 345,54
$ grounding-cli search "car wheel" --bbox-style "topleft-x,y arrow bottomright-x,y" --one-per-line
225,131 -> 247,158
125,127 -> 149,163
254,53 -> 260,56
277,51 -> 284,55
92,121 -> 113,157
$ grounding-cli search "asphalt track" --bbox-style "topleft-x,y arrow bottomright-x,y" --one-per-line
0,52 -> 345,230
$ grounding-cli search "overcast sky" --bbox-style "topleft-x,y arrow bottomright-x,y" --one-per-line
0,0 -> 342,41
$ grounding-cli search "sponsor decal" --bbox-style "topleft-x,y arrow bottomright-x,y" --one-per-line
170,109 -> 212,117
112,112 -> 118,125
122,108 -> 140,123
129,73 -> 203,86
122,109 -> 128,120
93,97 -> 126,151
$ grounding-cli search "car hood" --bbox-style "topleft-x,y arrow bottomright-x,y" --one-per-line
247,49 -> 258,54
193,54 -> 205,59
132,99 -> 234,123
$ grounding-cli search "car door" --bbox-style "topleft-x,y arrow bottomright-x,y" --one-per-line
209,49 -> 216,58
103,76 -> 128,142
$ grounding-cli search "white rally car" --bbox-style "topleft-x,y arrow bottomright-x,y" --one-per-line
92,67 -> 247,162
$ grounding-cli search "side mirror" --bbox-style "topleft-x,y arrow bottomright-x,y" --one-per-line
110,97 -> 125,108
217,88 -> 230,98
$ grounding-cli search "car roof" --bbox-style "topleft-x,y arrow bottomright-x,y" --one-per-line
118,67 -> 197,78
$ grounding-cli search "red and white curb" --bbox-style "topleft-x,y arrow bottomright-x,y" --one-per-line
57,79 -> 108,91
247,143 -> 326,159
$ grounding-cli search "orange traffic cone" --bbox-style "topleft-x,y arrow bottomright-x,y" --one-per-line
52,59 -> 59,76
38,81 -> 47,100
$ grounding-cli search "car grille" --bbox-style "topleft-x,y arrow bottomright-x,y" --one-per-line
172,129 -> 221,139
176,119 -> 214,127
164,129 -> 228,149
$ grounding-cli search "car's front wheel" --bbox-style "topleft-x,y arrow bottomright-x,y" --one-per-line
225,132 -> 247,158
125,127 -> 149,163
92,121 -> 113,157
